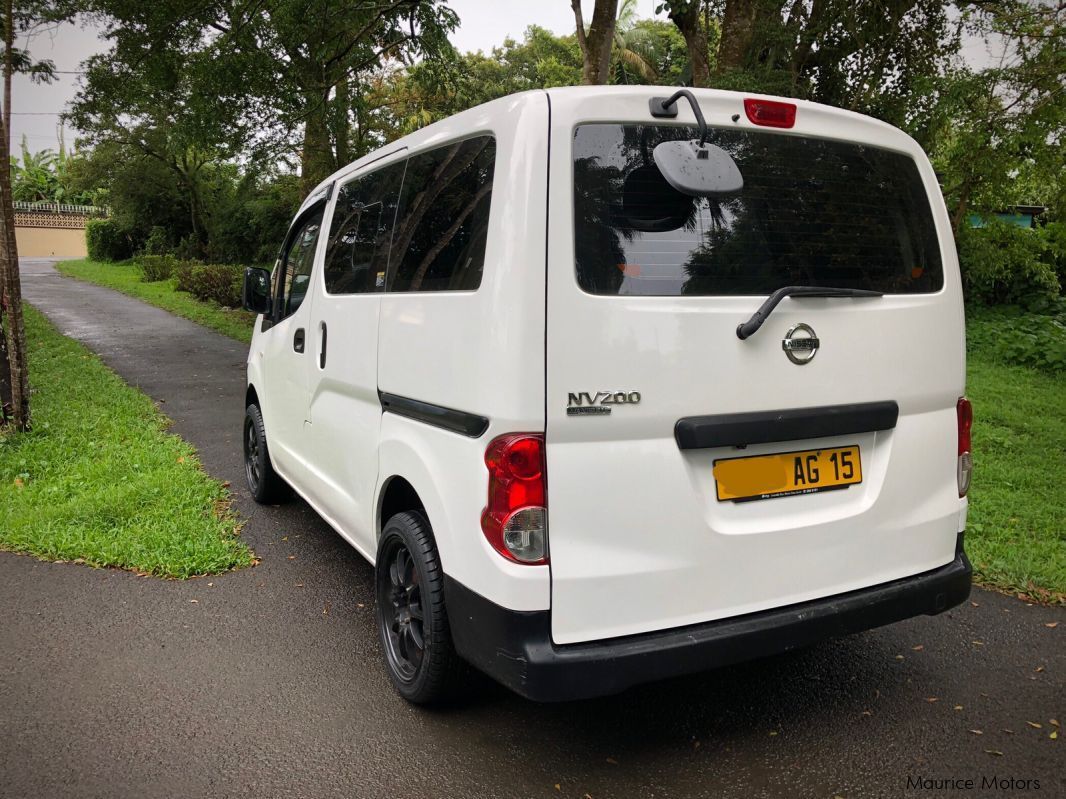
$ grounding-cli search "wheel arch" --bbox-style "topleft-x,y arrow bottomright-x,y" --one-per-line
376,431 -> 454,570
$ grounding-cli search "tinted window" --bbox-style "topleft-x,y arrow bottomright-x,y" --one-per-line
280,209 -> 324,318
573,124 -> 943,296
389,136 -> 495,293
324,161 -> 405,294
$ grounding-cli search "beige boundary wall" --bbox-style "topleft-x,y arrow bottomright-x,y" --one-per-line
15,209 -> 89,258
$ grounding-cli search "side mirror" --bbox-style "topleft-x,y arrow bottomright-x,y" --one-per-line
242,267 -> 272,315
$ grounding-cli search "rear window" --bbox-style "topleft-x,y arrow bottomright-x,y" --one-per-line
573,124 -> 944,296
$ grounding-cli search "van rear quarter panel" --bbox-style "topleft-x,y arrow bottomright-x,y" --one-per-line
376,91 -> 550,611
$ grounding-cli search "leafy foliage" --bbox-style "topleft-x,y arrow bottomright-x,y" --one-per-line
84,218 -> 133,261
968,301 -> 1066,374
175,262 -> 244,308
956,220 -> 1061,306
135,255 -> 178,282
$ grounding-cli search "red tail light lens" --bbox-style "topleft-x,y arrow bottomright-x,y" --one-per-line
481,433 -> 548,564
957,397 -> 973,497
743,98 -> 797,129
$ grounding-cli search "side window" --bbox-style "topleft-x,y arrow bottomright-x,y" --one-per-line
389,135 -> 496,293
278,209 -> 324,319
323,161 -> 405,294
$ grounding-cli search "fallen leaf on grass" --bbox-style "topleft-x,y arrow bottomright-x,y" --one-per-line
189,599 -> 198,604
177,456 -> 185,464
13,478 -> 24,489
294,583 -> 304,588
322,604 -> 330,616
769,731 -> 778,737
971,601 -> 979,608
925,697 -> 939,703
1051,731 -> 1058,740
1003,729 -> 1013,734
894,654 -> 905,661
862,710 -> 873,717
912,645 -> 924,651
954,705 -> 964,711
605,757 -> 618,765
969,729 -> 983,735
356,603 -> 365,609
1051,719 -> 1060,727
972,640 -> 985,646
554,785 -> 561,792
287,555 -> 296,560
1045,622 -> 1058,629
1035,666 -> 1045,673
1026,721 -> 1042,729
984,749 -> 1003,757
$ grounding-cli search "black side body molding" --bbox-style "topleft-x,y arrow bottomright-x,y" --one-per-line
379,392 -> 489,438
444,534 -> 971,702
675,400 -> 899,450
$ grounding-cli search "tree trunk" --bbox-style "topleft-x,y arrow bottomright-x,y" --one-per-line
333,78 -> 351,168
668,1 -> 711,88
716,0 -> 758,74
571,0 -> 619,85
0,0 -> 29,430
301,88 -> 336,192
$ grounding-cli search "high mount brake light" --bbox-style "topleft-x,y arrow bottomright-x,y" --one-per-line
957,397 -> 973,497
481,433 -> 548,564
744,98 -> 797,129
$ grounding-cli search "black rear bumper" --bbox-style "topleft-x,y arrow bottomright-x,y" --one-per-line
445,534 -> 971,702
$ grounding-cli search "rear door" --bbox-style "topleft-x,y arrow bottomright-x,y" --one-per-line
545,90 -> 965,645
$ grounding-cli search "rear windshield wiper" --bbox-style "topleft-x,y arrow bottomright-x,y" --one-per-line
736,286 -> 883,340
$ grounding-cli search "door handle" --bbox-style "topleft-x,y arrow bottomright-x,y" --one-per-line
293,328 -> 305,353
318,322 -> 328,369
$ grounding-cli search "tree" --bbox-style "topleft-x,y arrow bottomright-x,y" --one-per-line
922,2 -> 1065,233
659,0 -> 712,87
611,0 -> 658,83
79,1 -> 459,192
0,1 -> 63,430
571,0 -> 619,84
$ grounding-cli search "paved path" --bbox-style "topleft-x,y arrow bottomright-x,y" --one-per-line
3,258 -> 1062,799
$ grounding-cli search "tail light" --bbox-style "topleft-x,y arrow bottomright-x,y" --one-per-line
957,397 -> 973,497
481,434 -> 548,564
743,98 -> 796,128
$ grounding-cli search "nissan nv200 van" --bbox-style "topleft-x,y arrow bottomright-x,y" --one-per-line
241,86 -> 973,704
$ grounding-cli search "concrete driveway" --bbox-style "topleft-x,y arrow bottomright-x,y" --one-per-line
2,258 -> 1062,798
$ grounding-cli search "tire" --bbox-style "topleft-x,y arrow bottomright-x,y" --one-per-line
243,403 -> 291,504
375,511 -> 465,704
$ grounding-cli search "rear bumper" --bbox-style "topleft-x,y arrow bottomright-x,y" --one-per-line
445,533 -> 971,702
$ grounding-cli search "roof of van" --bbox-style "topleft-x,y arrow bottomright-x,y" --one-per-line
304,86 -> 912,205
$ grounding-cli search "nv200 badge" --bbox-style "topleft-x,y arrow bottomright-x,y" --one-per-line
567,391 -> 641,416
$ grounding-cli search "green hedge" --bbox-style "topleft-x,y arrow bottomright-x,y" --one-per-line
175,262 -> 244,308
85,218 -> 134,262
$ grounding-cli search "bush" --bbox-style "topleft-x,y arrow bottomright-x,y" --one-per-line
967,300 -> 1066,373
174,262 -> 243,308
85,218 -> 134,262
142,226 -> 170,256
135,254 -> 177,282
956,220 -> 1061,306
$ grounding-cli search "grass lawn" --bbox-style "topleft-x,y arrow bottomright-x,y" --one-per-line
0,305 -> 255,578
966,354 -> 1065,603
57,258 -> 256,343
41,259 -> 1066,601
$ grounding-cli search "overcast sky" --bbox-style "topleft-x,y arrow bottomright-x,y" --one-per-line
12,0 -> 1000,154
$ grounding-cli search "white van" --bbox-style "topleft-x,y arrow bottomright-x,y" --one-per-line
241,86 -> 973,704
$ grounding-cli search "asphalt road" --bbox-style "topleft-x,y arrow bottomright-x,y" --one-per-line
2,258 -> 1062,799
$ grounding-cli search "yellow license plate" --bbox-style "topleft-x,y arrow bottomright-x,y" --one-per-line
713,445 -> 862,502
